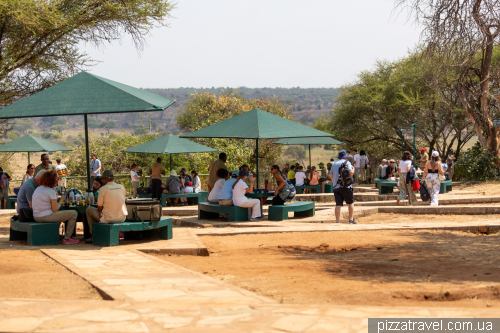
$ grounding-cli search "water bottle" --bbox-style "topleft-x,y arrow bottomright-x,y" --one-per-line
69,192 -> 75,204
265,180 -> 269,191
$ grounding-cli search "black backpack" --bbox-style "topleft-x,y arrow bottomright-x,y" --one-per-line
419,182 -> 431,202
338,161 -> 353,188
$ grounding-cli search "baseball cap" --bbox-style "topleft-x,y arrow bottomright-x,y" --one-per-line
432,151 -> 440,157
420,148 -> 426,151
382,159 -> 387,163
231,170 -> 239,177
239,170 -> 249,177
102,170 -> 114,179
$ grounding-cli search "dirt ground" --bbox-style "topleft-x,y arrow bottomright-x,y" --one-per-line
456,181 -> 500,196
159,230 -> 500,308
0,250 -> 102,300
356,212 -> 500,224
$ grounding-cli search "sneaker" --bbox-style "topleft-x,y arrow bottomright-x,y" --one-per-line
85,238 -> 93,244
348,219 -> 357,224
249,218 -> 262,222
63,238 -> 79,245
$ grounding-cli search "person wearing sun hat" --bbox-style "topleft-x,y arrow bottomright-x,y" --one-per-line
422,151 -> 445,206
419,148 -> 428,171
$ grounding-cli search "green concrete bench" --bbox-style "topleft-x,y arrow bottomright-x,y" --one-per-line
377,180 -> 398,194
139,191 -> 208,207
9,218 -> 60,246
440,179 -> 452,194
92,217 -> 172,247
295,185 -> 321,194
268,201 -> 315,221
324,184 -> 333,193
198,202 -> 249,222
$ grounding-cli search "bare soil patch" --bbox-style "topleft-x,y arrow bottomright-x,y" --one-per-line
157,230 -> 500,308
0,250 -> 102,300
456,181 -> 500,196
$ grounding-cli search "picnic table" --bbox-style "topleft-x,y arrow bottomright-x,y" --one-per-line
60,204 -> 92,240
245,191 -> 275,214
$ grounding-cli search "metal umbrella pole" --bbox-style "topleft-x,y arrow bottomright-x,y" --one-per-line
410,124 -> 419,168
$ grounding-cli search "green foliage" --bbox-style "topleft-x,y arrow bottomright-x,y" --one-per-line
52,118 -> 67,125
176,90 -> 292,175
454,142 -> 499,181
40,132 -> 59,140
49,124 -> 69,133
13,119 -> 34,134
101,121 -> 117,133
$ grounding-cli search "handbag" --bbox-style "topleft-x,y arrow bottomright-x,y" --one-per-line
125,199 -> 162,227
419,182 -> 431,202
413,180 -> 420,191
439,174 -> 446,181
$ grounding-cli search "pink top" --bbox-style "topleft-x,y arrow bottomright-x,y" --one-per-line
309,171 -> 319,185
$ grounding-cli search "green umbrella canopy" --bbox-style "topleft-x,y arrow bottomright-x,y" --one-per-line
180,109 -> 332,139
0,72 -> 174,118
273,137 -> 345,145
0,135 -> 72,152
122,134 -> 219,154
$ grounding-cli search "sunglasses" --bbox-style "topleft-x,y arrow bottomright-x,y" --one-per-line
41,158 -> 49,161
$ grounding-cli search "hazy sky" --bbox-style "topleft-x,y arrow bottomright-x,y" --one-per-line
83,0 -> 422,89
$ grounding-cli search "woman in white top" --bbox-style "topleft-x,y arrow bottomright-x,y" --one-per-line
21,164 -> 35,185
32,170 -> 79,244
207,168 -> 229,203
191,170 -> 201,193
130,162 -> 143,198
422,151 -> 445,206
397,151 -> 417,206
359,150 -> 369,184
232,170 -> 261,221
294,166 -> 306,186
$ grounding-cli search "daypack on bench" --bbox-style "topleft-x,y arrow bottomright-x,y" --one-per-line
125,199 -> 162,225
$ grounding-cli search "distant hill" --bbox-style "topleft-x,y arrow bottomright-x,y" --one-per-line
25,87 -> 339,137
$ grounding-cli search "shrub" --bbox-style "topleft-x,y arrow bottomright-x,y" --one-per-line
454,142 -> 499,181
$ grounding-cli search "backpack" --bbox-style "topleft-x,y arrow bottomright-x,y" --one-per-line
337,161 -> 353,188
0,173 -> 9,189
419,182 -> 431,202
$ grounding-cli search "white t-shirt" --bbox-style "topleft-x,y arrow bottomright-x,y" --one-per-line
399,160 -> 413,173
32,186 -> 57,218
295,172 -> 306,186
232,179 -> 249,206
98,181 -> 127,223
208,178 -> 225,201
130,170 -> 139,182
360,155 -> 368,167
353,154 -> 361,168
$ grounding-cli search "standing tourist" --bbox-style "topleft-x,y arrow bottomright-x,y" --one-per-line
270,165 -> 296,205
232,170 -> 261,221
55,158 -> 69,188
359,150 -> 369,184
423,151 -> 445,206
130,162 -> 143,199
368,151 -> 378,184
346,150 -> 354,166
281,163 -> 290,176
32,171 -> 79,244
352,149 -> 360,185
90,153 -> 101,184
287,165 -> 296,185
208,153 -> 228,195
0,167 -> 11,209
419,148 -> 428,172
397,151 -> 417,206
149,157 -> 165,200
191,170 -> 201,193
85,171 -> 127,244
330,150 -> 356,224
34,153 -> 56,175
22,164 -> 35,185
447,149 -> 456,180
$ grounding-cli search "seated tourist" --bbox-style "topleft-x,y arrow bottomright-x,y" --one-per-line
178,168 -> 193,204
295,166 -> 306,186
270,165 -> 296,205
92,176 -> 103,200
85,171 -> 127,244
21,164 -> 35,185
17,170 -> 46,222
232,170 -> 261,221
383,160 -> 397,181
308,166 -> 320,187
191,170 -> 201,193
207,168 -> 229,203
32,170 -> 79,245
377,159 -> 387,179
165,170 -> 183,205
218,170 -> 239,206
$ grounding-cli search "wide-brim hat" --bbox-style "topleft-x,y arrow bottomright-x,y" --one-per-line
170,170 -> 177,176
318,162 -> 325,167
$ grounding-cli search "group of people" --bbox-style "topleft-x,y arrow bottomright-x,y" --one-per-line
281,163 -> 324,192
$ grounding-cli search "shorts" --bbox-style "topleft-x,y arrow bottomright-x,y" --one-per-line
333,187 -> 354,206
0,187 -> 8,200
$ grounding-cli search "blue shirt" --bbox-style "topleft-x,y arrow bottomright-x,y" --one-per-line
330,158 -> 353,189
91,158 -> 101,176
17,178 -> 36,213
218,178 -> 237,200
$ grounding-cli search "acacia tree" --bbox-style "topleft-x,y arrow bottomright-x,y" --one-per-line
0,0 -> 175,136
395,0 -> 500,161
